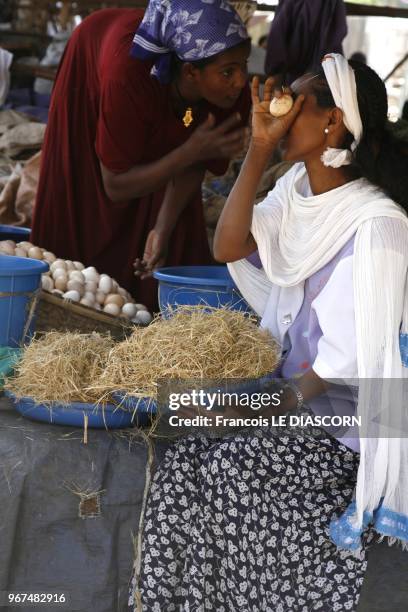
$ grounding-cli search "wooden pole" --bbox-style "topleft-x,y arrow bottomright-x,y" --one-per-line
384,52 -> 408,82
256,2 -> 408,19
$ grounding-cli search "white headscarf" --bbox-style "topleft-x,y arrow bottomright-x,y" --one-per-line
321,53 -> 363,168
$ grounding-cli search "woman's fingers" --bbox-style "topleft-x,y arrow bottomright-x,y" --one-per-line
134,258 -> 148,277
263,76 -> 275,103
274,94 -> 305,137
201,112 -> 216,130
251,76 -> 260,105
286,93 -> 305,121
221,127 -> 246,143
215,112 -> 242,135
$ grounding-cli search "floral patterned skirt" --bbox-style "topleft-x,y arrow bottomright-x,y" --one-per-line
129,422 -> 373,611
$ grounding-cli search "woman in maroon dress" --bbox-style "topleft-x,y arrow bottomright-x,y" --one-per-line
31,2 -> 251,311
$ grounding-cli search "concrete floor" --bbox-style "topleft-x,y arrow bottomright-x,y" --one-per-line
358,541 -> 408,611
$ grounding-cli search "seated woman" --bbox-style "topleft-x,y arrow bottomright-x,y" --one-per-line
130,55 -> 408,611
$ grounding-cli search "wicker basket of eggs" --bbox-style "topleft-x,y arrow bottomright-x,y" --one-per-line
0,240 -> 152,340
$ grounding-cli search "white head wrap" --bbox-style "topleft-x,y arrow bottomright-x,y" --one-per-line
320,53 -> 364,167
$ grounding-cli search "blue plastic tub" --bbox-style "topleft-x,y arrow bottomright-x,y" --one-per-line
5,392 -> 135,429
153,266 -> 251,313
0,254 -> 48,347
0,225 -> 31,243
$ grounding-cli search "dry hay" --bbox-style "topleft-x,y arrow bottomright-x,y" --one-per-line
93,306 -> 280,400
5,331 -> 115,405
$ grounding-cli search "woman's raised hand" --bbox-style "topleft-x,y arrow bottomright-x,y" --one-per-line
184,113 -> 247,163
251,76 -> 305,151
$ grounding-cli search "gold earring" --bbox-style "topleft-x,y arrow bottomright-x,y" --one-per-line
183,108 -> 194,128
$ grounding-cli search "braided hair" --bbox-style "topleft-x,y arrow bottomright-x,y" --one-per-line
311,61 -> 408,211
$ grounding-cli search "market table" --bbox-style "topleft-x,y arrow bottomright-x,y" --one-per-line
0,396 -> 170,612
0,396 -> 407,612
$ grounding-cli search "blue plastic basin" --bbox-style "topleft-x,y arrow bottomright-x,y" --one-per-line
153,266 -> 251,314
0,254 -> 48,347
5,392 -> 135,429
0,224 -> 31,243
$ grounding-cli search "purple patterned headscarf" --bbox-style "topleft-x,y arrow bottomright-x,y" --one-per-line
131,0 -> 249,83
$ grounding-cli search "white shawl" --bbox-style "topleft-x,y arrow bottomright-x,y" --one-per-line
228,162 -> 408,549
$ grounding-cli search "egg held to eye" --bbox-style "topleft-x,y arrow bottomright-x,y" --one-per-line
269,94 -> 294,117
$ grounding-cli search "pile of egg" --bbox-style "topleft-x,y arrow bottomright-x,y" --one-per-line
0,240 -> 152,325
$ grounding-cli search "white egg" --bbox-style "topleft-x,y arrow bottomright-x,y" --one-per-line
118,288 -> 128,298
83,267 -> 99,282
105,293 -> 125,308
80,298 -> 94,308
52,289 -> 64,297
28,246 -> 43,260
54,277 -> 68,292
73,261 -> 85,271
50,259 -> 67,273
69,270 -> 85,283
17,241 -> 33,250
14,247 -> 27,257
52,269 -> 68,281
93,303 -> 101,311
67,280 -> 85,296
95,290 -> 106,305
135,310 -> 153,325
3,239 -> 16,248
111,279 -> 119,293
63,290 -> 80,302
83,291 -> 95,303
41,275 -> 54,292
269,94 -> 294,117
42,251 -> 56,263
122,303 -> 137,319
103,303 -> 120,316
65,260 -> 75,271
0,242 -> 15,255
84,280 -> 98,293
134,303 -> 149,312
99,274 -> 113,294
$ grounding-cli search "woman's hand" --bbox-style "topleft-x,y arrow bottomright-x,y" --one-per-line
133,227 -> 169,279
183,113 -> 247,163
251,76 -> 305,152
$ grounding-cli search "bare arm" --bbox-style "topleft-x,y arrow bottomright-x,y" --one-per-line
213,143 -> 273,262
213,77 -> 305,263
101,145 -> 192,202
156,165 -> 206,236
134,164 -> 206,278
271,369 -> 331,415
100,113 -> 246,202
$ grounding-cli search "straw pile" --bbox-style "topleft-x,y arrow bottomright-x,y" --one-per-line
5,332 -> 115,405
94,306 -> 280,400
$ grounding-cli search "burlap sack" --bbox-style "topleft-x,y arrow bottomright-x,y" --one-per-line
0,151 -> 41,226
0,164 -> 22,225
0,122 -> 46,157
0,110 -> 33,136
14,151 -> 41,226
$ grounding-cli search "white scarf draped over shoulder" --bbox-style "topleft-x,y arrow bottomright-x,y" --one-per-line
228,162 -> 408,550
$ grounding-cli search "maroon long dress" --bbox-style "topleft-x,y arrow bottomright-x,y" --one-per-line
31,8 -> 250,312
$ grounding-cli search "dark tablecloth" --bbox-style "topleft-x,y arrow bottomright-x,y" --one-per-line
0,397 -> 170,612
